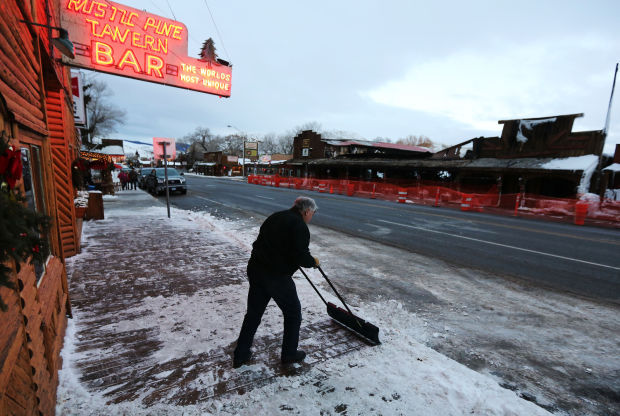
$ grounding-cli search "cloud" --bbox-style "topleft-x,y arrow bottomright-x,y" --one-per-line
362,35 -> 617,134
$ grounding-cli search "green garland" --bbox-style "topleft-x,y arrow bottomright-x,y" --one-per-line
0,135 -> 50,311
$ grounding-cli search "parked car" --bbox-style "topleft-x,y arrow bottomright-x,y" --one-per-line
145,168 -> 187,195
138,168 -> 153,189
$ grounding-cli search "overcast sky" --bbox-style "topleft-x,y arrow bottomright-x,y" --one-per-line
88,0 -> 620,154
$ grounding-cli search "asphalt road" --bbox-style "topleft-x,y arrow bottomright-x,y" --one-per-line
160,175 -> 620,304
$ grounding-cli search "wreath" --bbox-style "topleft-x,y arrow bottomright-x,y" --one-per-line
0,133 -> 50,311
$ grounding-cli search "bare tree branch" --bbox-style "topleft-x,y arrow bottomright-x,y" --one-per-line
81,75 -> 126,146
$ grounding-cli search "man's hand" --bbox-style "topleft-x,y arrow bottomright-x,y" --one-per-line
314,256 -> 320,267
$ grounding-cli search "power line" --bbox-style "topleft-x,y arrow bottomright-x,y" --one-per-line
202,0 -> 231,61
165,0 -> 177,21
146,0 -> 213,61
147,0 -> 168,16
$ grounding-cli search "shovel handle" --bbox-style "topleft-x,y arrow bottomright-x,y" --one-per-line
317,266 -> 356,317
298,267 -> 328,306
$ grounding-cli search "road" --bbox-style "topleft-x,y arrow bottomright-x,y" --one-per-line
161,175 -> 620,304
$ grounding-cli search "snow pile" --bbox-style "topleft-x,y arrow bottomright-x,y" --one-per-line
74,191 -> 89,207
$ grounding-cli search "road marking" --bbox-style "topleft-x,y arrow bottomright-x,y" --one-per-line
364,222 -> 392,236
378,219 -> 620,271
318,197 -> 620,246
196,196 -> 225,205
255,195 -> 274,200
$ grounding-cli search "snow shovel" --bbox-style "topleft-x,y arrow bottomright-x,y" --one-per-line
298,266 -> 381,345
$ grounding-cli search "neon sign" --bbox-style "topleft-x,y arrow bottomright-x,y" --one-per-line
61,0 -> 232,97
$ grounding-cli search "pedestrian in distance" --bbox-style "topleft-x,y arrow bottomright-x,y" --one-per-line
128,168 -> 138,190
233,196 -> 319,368
118,170 -> 128,190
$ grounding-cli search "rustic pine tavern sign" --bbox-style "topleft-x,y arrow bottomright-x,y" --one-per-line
60,0 -> 232,97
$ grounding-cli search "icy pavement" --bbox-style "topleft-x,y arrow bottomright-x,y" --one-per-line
58,189 -> 555,415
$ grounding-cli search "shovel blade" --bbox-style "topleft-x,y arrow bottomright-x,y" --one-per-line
326,302 -> 381,345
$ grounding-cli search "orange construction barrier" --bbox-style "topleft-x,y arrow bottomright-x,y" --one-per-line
244,175 -> 620,227
347,183 -> 355,196
574,201 -> 588,225
461,194 -> 472,211
513,194 -> 520,216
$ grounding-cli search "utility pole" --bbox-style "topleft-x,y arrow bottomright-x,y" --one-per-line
227,124 -> 246,177
604,63 -> 618,136
596,63 -> 618,197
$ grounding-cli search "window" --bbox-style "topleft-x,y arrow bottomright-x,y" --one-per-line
21,145 -> 50,283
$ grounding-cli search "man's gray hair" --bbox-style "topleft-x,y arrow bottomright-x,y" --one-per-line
293,196 -> 318,213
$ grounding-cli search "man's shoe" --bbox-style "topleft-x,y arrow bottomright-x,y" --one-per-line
281,350 -> 306,364
233,352 -> 252,369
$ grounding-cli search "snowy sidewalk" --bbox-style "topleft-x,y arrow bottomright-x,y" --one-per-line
57,189 -> 551,415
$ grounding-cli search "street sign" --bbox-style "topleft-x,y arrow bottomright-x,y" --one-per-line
153,137 -> 176,160
71,70 -> 86,126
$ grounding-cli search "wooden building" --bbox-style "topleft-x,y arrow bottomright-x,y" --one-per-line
1,1 -> 78,414
194,151 -> 241,176
285,115 -> 608,198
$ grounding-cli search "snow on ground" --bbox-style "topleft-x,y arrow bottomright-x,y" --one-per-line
57,196 -> 553,415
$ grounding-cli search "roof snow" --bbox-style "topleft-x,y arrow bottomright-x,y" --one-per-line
516,117 -> 557,143
603,163 -> 620,172
100,145 -> 124,155
539,154 -> 598,171
538,154 -> 599,195
324,139 -> 431,153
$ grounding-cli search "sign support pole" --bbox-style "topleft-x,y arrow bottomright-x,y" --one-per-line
242,140 -> 245,177
159,141 -> 171,218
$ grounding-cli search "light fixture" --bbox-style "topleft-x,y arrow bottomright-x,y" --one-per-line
20,20 -> 75,59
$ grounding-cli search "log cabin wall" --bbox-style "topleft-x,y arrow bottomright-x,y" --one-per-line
45,70 -> 79,258
1,1 -> 75,415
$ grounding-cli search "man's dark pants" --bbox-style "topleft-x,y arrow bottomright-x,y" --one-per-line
234,268 -> 302,360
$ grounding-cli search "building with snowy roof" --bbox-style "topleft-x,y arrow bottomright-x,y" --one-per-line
283,113 -> 613,200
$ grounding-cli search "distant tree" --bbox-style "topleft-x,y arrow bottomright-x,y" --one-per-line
396,135 -> 436,149
258,133 -> 279,155
373,136 -> 392,143
294,121 -> 322,134
276,134 -> 294,154
184,126 -> 212,146
182,127 -> 212,166
324,129 -> 361,141
80,75 -> 126,147
125,151 -> 140,168
199,38 -> 217,62
221,134 -> 244,155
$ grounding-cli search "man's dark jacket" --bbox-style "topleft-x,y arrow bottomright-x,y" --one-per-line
248,208 -> 315,278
